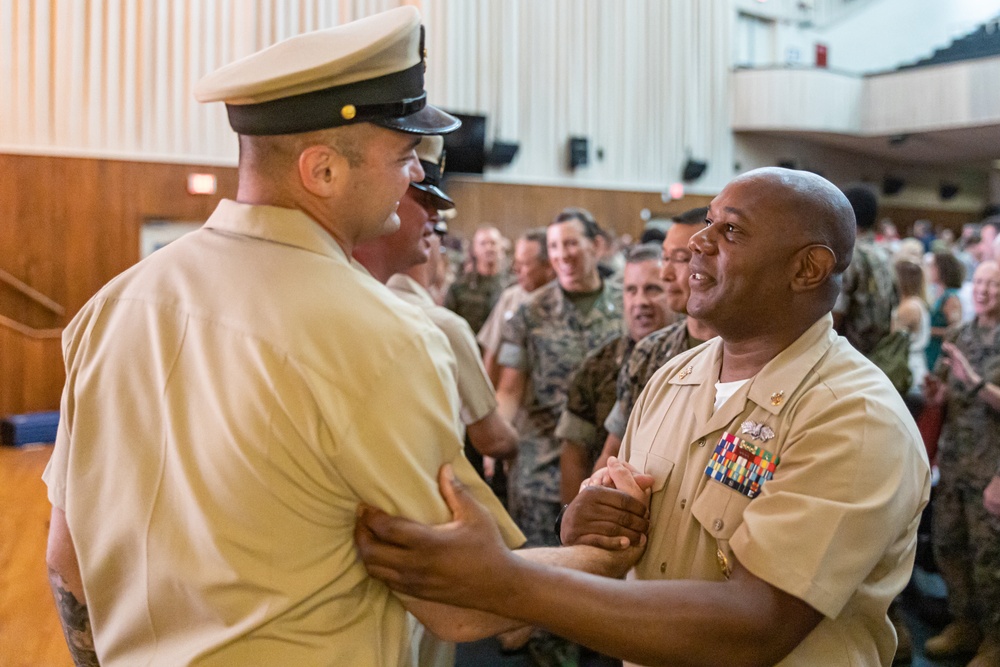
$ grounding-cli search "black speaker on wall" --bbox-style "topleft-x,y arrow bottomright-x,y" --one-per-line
939,182 -> 960,200
882,176 -> 905,196
682,159 -> 708,182
486,141 -> 520,167
569,137 -> 589,170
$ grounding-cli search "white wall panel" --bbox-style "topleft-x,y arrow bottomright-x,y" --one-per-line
0,0 -> 406,165
1,0 -> 738,190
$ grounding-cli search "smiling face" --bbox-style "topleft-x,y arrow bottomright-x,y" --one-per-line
392,185 -> 442,268
335,125 -> 424,245
472,227 -> 503,274
547,218 -> 601,292
971,260 -> 1000,323
513,237 -> 554,292
659,223 -> 701,315
623,259 -> 671,342
685,172 -> 851,341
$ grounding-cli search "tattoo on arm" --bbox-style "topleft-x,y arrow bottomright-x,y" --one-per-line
48,568 -> 100,667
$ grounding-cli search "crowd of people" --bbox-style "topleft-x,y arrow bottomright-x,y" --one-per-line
417,183 -> 999,667
43,7 -> 1000,667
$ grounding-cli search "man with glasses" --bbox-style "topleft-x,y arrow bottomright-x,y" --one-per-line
356,167 -> 931,667
595,207 -> 717,471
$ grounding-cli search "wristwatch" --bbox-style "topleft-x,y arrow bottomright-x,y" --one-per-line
554,504 -> 569,545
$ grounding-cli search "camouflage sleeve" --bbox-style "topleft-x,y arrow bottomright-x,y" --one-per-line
562,357 -> 601,431
834,251 -> 861,315
603,399 -> 629,439
497,302 -> 529,370
617,346 -> 651,423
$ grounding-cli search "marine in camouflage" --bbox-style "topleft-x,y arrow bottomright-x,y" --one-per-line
835,238 -> 898,355
444,270 -> 509,334
932,320 -> 1000,640
605,318 -> 692,439
499,279 -> 623,545
556,334 -> 634,466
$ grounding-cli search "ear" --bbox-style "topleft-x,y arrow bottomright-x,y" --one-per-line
298,144 -> 342,198
791,244 -> 837,292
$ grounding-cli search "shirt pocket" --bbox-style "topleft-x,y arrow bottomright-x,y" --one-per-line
638,451 -> 675,493
690,479 -> 751,540
691,480 -> 753,578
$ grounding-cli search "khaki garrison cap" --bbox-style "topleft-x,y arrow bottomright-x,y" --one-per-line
194,6 -> 460,136
411,135 -> 455,212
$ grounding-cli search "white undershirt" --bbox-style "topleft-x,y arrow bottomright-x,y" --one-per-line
714,379 -> 749,411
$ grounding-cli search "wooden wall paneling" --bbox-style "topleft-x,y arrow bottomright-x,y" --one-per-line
443,178 -> 713,242
880,205 -> 978,239
1,153 -> 238,417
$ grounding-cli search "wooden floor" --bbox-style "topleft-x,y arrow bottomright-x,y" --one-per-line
0,445 -> 72,666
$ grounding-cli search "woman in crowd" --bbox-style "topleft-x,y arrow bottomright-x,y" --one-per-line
893,259 -> 931,398
922,260 -> 1000,664
925,251 -> 964,370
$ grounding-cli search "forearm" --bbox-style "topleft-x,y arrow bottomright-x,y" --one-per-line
968,376 -> 1000,412
47,508 -> 100,666
517,543 -> 636,580
560,441 -> 591,504
404,597 -> 523,642
48,569 -> 100,666
406,542 -> 633,642
495,368 -> 526,424
483,351 -> 501,389
467,411 -> 518,459
593,433 -> 623,474
491,560 -> 816,667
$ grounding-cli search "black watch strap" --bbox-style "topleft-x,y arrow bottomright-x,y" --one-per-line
554,504 -> 569,545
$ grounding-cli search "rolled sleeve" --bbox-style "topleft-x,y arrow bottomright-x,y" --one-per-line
603,399 -> 629,439
497,342 -> 527,370
555,410 -> 597,447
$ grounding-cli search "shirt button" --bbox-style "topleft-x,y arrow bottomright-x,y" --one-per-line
697,439 -> 706,447
680,499 -> 687,509
660,562 -> 667,573
713,519 -> 724,531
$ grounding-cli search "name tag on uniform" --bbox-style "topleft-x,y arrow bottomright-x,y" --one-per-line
705,432 -> 779,499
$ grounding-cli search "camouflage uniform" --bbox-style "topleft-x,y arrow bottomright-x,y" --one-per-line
443,270 -> 509,334
834,235 -> 898,355
555,334 -> 634,466
933,320 -> 1000,640
604,318 -> 696,440
498,280 -> 623,547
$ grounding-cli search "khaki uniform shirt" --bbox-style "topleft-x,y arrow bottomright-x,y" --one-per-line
44,200 -> 523,667
388,273 -> 497,426
622,315 -> 930,667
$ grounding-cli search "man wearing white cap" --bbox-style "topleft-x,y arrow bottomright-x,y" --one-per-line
354,136 -> 519,487
43,9 -> 554,666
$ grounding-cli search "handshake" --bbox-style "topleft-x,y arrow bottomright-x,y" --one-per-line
559,456 -> 655,550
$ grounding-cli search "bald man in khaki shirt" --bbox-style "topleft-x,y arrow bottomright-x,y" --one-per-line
356,167 -> 931,667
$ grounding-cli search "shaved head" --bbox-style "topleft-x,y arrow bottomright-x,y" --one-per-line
728,168 -> 856,275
